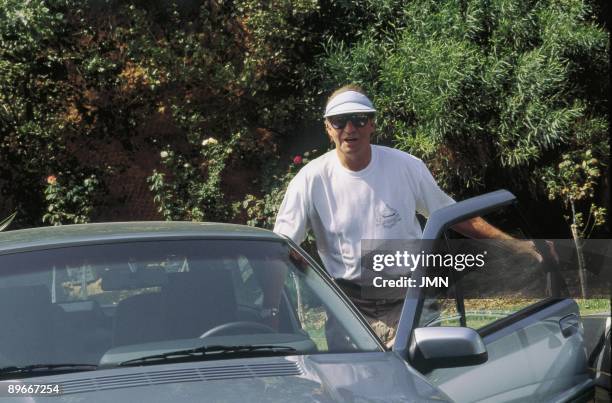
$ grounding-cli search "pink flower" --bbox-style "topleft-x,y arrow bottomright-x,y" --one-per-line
293,155 -> 303,165
46,175 -> 57,185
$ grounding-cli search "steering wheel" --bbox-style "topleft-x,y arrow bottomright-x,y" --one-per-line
199,321 -> 276,338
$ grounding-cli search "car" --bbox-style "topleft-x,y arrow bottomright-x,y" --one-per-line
0,190 -> 608,402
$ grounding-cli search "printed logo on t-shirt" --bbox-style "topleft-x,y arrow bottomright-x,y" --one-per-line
376,203 -> 401,228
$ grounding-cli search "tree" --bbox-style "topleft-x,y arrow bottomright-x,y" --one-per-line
543,149 -> 606,297
314,0 -> 609,210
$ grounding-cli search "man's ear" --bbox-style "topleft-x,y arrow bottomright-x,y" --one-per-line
324,120 -> 333,141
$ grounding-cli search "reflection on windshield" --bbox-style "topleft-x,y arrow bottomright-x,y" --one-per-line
0,240 -> 380,374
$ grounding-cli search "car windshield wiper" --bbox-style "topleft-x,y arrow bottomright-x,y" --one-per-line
0,364 -> 98,380
119,344 -> 298,367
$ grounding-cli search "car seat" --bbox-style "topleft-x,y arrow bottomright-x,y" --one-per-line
161,268 -> 238,340
112,267 -> 238,345
0,285 -> 59,365
112,292 -> 163,346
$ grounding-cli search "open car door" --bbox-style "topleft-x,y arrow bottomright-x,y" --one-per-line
393,190 -> 595,403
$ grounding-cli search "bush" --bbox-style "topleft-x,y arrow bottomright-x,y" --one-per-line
43,173 -> 101,225
0,0 -> 324,226
314,0 -> 609,208
0,0 -> 85,226
241,150 -> 320,229
0,0 -> 608,237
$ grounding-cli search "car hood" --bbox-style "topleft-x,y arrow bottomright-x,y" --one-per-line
2,352 -> 451,402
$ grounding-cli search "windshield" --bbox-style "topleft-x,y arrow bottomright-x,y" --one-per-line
0,239 -> 381,375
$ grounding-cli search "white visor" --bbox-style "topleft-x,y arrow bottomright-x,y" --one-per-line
324,90 -> 376,117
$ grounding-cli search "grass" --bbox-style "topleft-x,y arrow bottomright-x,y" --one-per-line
303,299 -> 610,349
439,298 -> 611,330
575,298 -> 611,316
92,295 -> 603,348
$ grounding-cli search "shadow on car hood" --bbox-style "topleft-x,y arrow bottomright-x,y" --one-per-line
2,352 -> 451,402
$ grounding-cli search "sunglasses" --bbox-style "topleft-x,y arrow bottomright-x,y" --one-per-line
327,114 -> 373,129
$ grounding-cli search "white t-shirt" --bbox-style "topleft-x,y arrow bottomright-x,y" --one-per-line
274,145 -> 454,280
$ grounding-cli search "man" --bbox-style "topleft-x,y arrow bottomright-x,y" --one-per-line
274,85 -> 543,346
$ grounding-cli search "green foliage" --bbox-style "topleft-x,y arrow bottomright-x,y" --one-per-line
542,149 -> 606,238
541,141 -> 606,297
241,150 -> 320,229
0,0 -> 608,238
148,132 -> 240,222
132,0 -> 326,223
241,181 -> 290,230
110,1 -> 326,223
314,0 -> 609,204
1,0 -> 324,227
43,173 -> 100,225
0,0 -> 77,226
240,149 -> 321,258
236,0 -> 320,118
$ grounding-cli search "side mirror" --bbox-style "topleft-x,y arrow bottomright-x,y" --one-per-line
409,327 -> 488,372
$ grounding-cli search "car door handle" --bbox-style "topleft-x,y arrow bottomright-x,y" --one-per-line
559,314 -> 580,338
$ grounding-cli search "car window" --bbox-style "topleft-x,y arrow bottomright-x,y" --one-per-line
0,239 -> 381,371
417,205 -> 553,331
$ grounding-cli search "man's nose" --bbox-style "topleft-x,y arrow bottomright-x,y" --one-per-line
343,120 -> 357,133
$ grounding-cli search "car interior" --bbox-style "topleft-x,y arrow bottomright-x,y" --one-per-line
0,239 -> 377,369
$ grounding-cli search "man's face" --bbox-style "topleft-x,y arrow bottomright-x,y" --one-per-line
325,113 -> 375,158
